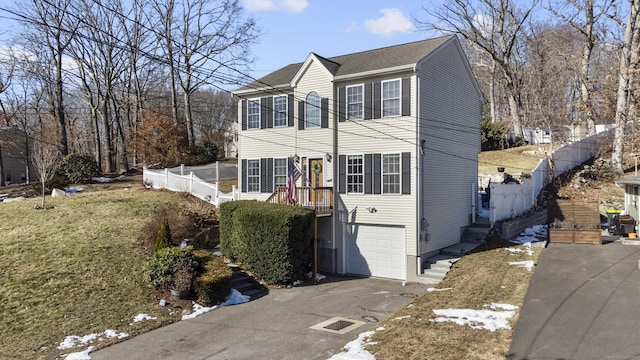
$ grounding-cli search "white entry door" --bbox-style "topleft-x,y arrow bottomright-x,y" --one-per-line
345,224 -> 406,280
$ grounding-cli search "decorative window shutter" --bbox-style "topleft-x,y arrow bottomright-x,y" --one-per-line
338,86 -> 346,122
338,155 -> 346,194
402,77 -> 411,116
266,97 -> 274,128
402,152 -> 411,194
260,158 -> 268,193
373,153 -> 381,194
364,154 -> 373,194
373,82 -> 381,118
364,83 -> 373,120
321,98 -> 329,128
265,158 -> 273,193
241,100 -> 247,130
260,98 -> 267,129
241,159 -> 247,192
298,101 -> 305,130
288,94 -> 294,127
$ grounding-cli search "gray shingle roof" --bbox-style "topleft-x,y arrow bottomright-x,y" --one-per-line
236,35 -> 453,92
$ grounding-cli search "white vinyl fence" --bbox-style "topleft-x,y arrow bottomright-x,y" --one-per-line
488,128 -> 614,222
143,167 -> 239,207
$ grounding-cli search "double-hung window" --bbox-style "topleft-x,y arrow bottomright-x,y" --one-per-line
273,158 -> 287,188
346,85 -> 363,120
382,153 -> 401,194
247,159 -> 260,192
382,79 -> 400,117
305,91 -> 321,128
346,155 -> 364,194
273,95 -> 287,127
247,99 -> 260,129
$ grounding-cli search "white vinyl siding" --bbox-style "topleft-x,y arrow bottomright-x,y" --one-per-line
346,85 -> 363,120
347,155 -> 364,194
274,158 -> 287,187
382,153 -> 401,194
247,159 -> 260,192
274,96 -> 287,127
247,99 -> 260,129
382,79 -> 400,117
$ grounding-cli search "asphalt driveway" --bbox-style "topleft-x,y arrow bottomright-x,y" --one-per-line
508,241 -> 640,360
91,276 -> 426,360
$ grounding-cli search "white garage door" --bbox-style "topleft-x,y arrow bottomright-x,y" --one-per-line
345,224 -> 406,280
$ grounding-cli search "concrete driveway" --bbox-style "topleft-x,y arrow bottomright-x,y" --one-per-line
508,242 -> 640,360
91,276 -> 426,360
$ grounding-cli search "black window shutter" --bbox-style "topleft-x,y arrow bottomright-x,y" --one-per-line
402,77 -> 411,116
241,100 -> 247,130
266,158 -> 273,193
338,86 -> 346,122
321,98 -> 329,128
241,159 -> 247,192
373,82 -> 381,118
373,153 -> 381,194
260,97 -> 267,129
266,96 -> 274,128
364,154 -> 373,194
260,158 -> 267,193
364,83 -> 372,120
298,101 -> 305,130
338,155 -> 346,194
402,152 -> 411,194
288,94 -> 294,126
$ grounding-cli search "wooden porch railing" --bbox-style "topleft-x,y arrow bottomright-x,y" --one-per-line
266,187 -> 333,217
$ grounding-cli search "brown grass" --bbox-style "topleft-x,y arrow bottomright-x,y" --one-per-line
0,181 -> 217,359
366,235 -> 541,359
478,144 -> 555,175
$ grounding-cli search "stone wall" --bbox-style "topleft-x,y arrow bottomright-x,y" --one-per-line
495,207 -> 548,240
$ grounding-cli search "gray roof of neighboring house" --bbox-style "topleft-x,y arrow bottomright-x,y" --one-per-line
615,176 -> 640,186
236,35 -> 453,93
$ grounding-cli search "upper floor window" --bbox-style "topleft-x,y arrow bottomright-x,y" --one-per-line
247,159 -> 260,192
382,79 -> 400,117
347,154 -> 364,194
247,99 -> 260,129
273,158 -> 287,187
273,95 -> 287,127
305,91 -> 321,128
346,85 -> 363,120
382,153 -> 401,194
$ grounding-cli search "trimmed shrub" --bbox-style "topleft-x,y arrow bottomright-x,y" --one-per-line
143,246 -> 198,290
193,249 -> 232,306
155,219 -> 172,253
220,201 -> 314,285
60,153 -> 101,183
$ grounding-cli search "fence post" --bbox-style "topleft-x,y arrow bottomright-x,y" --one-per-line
190,172 -> 194,195
216,161 -> 220,182
215,181 -> 219,204
232,185 -> 237,200
180,164 -> 185,175
164,168 -> 169,188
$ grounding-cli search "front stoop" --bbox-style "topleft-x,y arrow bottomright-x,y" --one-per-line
417,223 -> 492,285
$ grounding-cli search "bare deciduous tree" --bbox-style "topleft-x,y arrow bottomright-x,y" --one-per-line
32,135 -> 61,208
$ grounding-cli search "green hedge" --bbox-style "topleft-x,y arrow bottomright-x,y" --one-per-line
193,250 -> 232,306
220,201 -> 314,285
142,246 -> 198,290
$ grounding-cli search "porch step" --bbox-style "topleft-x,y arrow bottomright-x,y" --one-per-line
228,264 -> 269,301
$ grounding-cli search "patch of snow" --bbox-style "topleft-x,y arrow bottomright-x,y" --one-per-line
92,177 -> 114,183
62,346 -> 94,360
182,289 -> 250,320
306,271 -> 327,282
327,330 -> 376,360
392,315 -> 410,321
65,187 -> 84,194
58,330 -> 128,350
489,303 -> 518,311
427,287 -> 452,292
511,224 -> 547,245
292,280 -> 303,286
129,313 -> 157,325
509,260 -> 535,271
431,308 -> 516,332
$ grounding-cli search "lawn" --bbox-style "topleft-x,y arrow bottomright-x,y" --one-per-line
478,144 -> 553,176
0,181 -> 195,359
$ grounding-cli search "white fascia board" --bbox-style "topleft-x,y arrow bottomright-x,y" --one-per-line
233,84 -> 292,97
291,53 -> 335,86
334,64 -> 415,82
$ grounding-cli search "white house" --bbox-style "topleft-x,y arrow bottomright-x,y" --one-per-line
233,35 -> 482,282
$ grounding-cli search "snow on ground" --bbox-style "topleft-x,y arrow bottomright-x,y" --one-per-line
509,260 -> 535,271
510,224 -> 547,245
431,302 -> 518,332
427,287 -> 452,292
327,330 -> 377,360
129,313 -> 157,325
182,289 -> 250,320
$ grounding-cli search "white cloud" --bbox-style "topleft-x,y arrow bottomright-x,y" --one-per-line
364,8 -> 414,35
243,0 -> 308,13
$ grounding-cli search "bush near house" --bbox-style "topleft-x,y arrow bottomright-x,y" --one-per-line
220,200 -> 315,285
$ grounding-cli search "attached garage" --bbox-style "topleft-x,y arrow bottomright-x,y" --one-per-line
345,224 -> 406,280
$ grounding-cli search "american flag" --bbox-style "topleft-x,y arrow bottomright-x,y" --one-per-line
287,157 -> 301,204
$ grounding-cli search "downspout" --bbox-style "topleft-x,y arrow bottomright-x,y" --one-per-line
415,70 -> 423,276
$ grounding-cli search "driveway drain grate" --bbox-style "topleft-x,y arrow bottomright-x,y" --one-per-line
311,317 -> 366,335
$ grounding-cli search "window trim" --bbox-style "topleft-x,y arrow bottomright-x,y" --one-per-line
381,79 -> 401,118
346,154 -> 364,194
382,153 -> 401,195
273,95 -> 288,127
273,157 -> 287,188
346,84 -> 364,120
305,91 -> 321,129
247,98 -> 261,129
246,158 -> 260,193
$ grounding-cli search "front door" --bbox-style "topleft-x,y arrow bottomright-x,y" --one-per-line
309,158 -> 324,206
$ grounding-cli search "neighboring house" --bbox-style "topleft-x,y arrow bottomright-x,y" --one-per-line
614,176 -> 640,224
0,126 -> 30,186
232,35 -> 482,282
